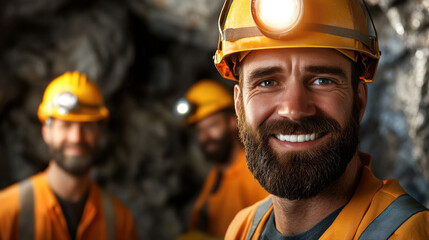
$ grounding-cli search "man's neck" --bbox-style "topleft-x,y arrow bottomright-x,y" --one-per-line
46,161 -> 91,202
272,152 -> 363,236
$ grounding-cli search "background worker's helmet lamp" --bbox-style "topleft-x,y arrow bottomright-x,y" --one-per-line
176,79 -> 234,125
251,0 -> 303,39
53,91 -> 79,115
38,71 -> 109,123
174,97 -> 197,118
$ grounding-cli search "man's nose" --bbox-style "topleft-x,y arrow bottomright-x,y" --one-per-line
67,123 -> 84,143
277,80 -> 316,121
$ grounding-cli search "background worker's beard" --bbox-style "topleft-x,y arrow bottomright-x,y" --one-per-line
200,128 -> 234,165
237,98 -> 360,200
49,142 -> 97,177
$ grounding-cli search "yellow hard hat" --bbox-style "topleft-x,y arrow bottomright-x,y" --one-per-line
176,79 -> 234,125
38,71 -> 109,123
214,0 -> 381,82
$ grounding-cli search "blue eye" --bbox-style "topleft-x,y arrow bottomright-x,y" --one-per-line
260,80 -> 277,87
313,78 -> 332,85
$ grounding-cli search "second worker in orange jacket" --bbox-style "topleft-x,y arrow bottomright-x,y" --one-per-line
175,79 -> 268,239
0,71 -> 137,240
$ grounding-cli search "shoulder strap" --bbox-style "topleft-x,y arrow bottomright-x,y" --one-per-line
358,194 -> 428,240
19,179 -> 35,240
101,191 -> 116,240
246,197 -> 272,240
19,180 -> 118,240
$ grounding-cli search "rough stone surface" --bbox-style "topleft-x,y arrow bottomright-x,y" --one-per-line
126,0 -> 223,49
360,1 -> 429,206
0,0 -> 428,239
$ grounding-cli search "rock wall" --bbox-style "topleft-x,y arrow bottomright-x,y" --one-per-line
360,0 -> 429,205
0,0 -> 428,239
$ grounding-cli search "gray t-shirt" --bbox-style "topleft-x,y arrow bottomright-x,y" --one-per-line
260,205 -> 344,240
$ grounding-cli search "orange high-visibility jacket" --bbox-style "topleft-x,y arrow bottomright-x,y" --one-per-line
0,172 -> 138,240
190,150 -> 269,237
225,152 -> 429,240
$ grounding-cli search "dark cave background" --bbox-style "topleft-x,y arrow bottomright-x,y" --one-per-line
0,0 -> 428,239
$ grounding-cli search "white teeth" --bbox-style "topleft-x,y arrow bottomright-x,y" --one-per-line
275,133 -> 320,143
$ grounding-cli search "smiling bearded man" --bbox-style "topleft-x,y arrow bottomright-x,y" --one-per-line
213,0 -> 429,239
236,63 -> 362,200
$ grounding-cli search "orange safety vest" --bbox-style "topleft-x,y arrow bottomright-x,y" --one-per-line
0,172 -> 138,240
190,150 -> 269,237
225,152 -> 429,240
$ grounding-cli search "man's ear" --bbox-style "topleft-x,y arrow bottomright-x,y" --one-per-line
357,80 -> 368,122
41,124 -> 51,144
234,84 -> 241,117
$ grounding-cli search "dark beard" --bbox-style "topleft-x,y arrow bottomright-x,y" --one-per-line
237,99 -> 360,200
201,129 -> 234,165
50,142 -> 96,177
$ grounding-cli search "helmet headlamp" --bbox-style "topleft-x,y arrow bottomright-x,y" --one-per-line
52,90 -> 105,116
38,71 -> 110,123
53,91 -> 79,115
174,97 -> 196,118
251,0 -> 303,39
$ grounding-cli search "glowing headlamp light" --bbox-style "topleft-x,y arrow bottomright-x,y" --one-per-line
174,97 -> 196,118
53,91 -> 79,115
251,0 -> 303,39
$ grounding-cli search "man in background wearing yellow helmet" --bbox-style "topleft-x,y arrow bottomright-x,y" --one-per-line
214,0 -> 429,239
176,79 -> 268,239
0,71 -> 137,240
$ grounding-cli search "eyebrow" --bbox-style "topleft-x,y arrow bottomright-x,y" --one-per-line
247,65 -> 349,82
248,66 -> 283,80
305,65 -> 348,79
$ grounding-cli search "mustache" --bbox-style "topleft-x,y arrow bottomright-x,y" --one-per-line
60,142 -> 91,152
258,115 -> 342,137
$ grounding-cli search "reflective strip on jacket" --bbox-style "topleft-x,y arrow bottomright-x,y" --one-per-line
0,172 -> 138,240
190,150 -> 269,237
225,152 -> 429,240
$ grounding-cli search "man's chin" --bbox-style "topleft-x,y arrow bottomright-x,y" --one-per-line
270,145 -> 324,164
205,153 -> 230,165
59,156 -> 92,176
203,145 -> 220,154
61,164 -> 91,177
